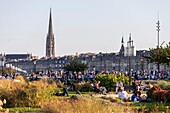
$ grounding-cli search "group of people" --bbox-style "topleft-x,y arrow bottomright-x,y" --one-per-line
89,80 -> 107,94
131,71 -> 170,81
117,80 -> 153,102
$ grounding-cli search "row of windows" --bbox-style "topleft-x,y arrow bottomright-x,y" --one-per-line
55,60 -> 65,64
56,64 -> 64,68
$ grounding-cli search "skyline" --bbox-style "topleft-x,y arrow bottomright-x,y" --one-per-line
0,0 -> 170,57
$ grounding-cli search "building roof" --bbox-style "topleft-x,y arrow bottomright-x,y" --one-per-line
5,54 -> 32,60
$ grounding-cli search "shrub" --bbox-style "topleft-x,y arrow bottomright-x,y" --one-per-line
0,78 -> 56,108
0,79 -> 27,107
15,75 -> 27,83
56,82 -> 64,88
149,80 -> 170,90
95,73 -> 130,91
74,82 -> 94,92
157,81 -> 170,90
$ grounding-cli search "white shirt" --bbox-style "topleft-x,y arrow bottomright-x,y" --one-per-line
118,91 -> 128,100
116,82 -> 123,87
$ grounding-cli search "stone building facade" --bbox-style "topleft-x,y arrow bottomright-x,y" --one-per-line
3,35 -> 161,74
3,50 -> 156,74
1,9 -> 165,75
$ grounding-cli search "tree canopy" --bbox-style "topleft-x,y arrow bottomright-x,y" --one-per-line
145,42 -> 170,66
0,67 -> 16,75
63,60 -> 88,73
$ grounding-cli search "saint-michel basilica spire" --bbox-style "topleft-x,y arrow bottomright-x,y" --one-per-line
46,8 -> 55,58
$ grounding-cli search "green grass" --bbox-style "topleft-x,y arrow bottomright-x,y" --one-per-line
130,101 -> 170,112
2,93 -> 170,113
131,101 -> 170,107
1,107 -> 42,112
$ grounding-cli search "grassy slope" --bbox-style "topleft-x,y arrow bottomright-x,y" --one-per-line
1,90 -> 170,112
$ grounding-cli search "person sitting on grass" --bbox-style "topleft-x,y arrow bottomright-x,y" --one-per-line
134,85 -> 142,100
138,80 -> 144,91
118,86 -> 129,101
131,91 -> 139,102
95,81 -> 107,94
133,85 -> 147,102
54,87 -> 69,96
62,87 -> 69,96
132,79 -> 137,91
100,86 -> 107,94
143,82 -> 153,91
116,80 -> 123,93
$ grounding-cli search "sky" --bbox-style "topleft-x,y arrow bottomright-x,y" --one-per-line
0,0 -> 170,57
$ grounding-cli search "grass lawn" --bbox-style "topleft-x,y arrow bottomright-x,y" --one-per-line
1,107 -> 42,112
2,94 -> 170,112
137,101 -> 170,105
1,89 -> 170,112
130,101 -> 170,107
128,101 -> 170,112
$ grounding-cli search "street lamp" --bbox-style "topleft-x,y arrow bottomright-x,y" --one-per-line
141,58 -> 144,72
128,55 -> 131,75
136,61 -> 138,71
156,20 -> 160,72
99,54 -> 103,71
33,61 -> 36,73
140,51 -> 146,72
118,55 -> 121,72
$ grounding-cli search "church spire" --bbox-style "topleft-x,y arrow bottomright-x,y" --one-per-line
46,8 -> 55,58
121,35 -> 124,44
48,8 -> 53,35
119,35 -> 125,56
129,33 -> 131,42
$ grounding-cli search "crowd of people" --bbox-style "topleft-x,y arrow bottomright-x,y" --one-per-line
117,79 -> 153,102
1,69 -> 169,82
0,69 -> 169,102
131,70 -> 170,80
0,74 -> 17,80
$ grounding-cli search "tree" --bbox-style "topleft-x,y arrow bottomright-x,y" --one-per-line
8,68 -> 16,75
63,60 -> 88,73
145,42 -> 170,66
0,67 -> 16,75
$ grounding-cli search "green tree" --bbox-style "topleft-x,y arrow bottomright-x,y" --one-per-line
0,68 -> 16,75
64,60 -> 88,73
8,68 -> 16,75
145,42 -> 170,66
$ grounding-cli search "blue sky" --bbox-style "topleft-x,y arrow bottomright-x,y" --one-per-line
0,0 -> 170,57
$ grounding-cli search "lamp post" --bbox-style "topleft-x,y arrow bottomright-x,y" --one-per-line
156,20 -> 160,72
118,55 -> 121,72
99,53 -> 103,71
136,61 -> 138,71
141,58 -> 144,72
141,51 -> 146,73
33,61 -> 36,73
128,55 -> 131,75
